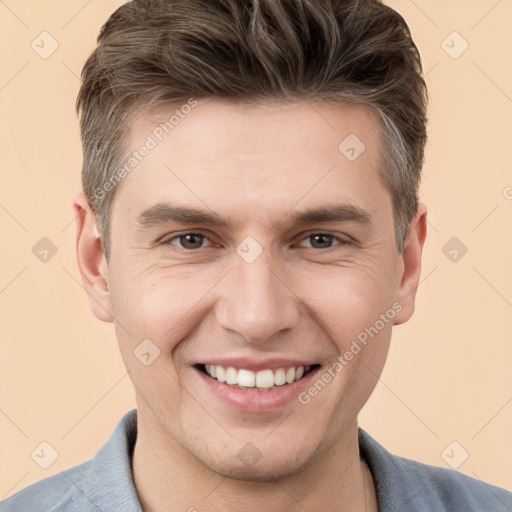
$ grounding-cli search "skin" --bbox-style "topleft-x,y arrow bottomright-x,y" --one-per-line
74,100 -> 427,512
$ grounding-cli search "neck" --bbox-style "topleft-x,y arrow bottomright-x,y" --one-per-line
132,406 -> 377,512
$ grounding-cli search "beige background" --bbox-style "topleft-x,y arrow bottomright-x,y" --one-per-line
1,0 -> 511,499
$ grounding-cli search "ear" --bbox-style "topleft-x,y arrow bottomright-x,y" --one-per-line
393,202 -> 427,326
73,192 -> 113,323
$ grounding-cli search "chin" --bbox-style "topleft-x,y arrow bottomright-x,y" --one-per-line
195,441 -> 322,483
204,456 -> 310,483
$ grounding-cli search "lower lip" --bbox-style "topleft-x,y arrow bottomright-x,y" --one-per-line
195,367 -> 321,413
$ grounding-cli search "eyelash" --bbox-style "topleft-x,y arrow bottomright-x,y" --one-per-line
163,231 -> 350,251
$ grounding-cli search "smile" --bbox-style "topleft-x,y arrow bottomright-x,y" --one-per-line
198,364 -> 320,391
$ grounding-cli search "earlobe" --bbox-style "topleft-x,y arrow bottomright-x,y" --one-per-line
393,202 -> 428,326
73,192 -> 113,323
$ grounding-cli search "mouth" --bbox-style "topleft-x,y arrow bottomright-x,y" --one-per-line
195,363 -> 321,391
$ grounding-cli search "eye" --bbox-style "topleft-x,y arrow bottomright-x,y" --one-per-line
297,233 -> 347,249
166,233 -> 212,250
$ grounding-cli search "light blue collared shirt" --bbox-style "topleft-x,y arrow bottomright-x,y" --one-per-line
2,409 -> 512,511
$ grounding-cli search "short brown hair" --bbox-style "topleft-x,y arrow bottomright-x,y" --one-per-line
77,0 -> 428,260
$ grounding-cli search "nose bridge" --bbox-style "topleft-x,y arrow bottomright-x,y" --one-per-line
215,245 -> 299,343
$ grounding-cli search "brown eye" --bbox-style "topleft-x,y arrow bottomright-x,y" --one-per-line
308,234 -> 334,249
168,233 -> 209,250
297,233 -> 343,249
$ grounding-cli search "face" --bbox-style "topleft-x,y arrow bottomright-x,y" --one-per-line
76,100 -> 426,481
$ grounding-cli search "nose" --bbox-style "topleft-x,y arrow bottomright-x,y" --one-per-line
215,249 -> 300,345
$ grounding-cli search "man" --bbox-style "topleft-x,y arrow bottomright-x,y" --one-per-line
2,0 -> 511,511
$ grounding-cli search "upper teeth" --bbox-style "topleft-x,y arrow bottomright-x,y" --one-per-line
204,365 -> 307,389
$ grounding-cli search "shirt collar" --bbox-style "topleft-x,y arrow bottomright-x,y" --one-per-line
358,427 -> 436,511
71,409 -> 142,511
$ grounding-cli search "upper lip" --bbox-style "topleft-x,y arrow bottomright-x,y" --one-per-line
195,358 -> 320,372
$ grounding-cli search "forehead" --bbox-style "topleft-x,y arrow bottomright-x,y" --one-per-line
112,100 -> 390,226
138,99 -> 381,162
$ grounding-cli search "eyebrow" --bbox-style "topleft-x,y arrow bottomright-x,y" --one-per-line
136,204 -> 231,228
286,204 -> 372,226
135,203 -> 373,229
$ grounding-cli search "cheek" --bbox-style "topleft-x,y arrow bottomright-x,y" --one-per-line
108,271 -> 194,416
298,261 -> 397,343
109,264 -> 221,358
300,265 -> 395,409
111,278 -> 183,344
293,261 -> 396,407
